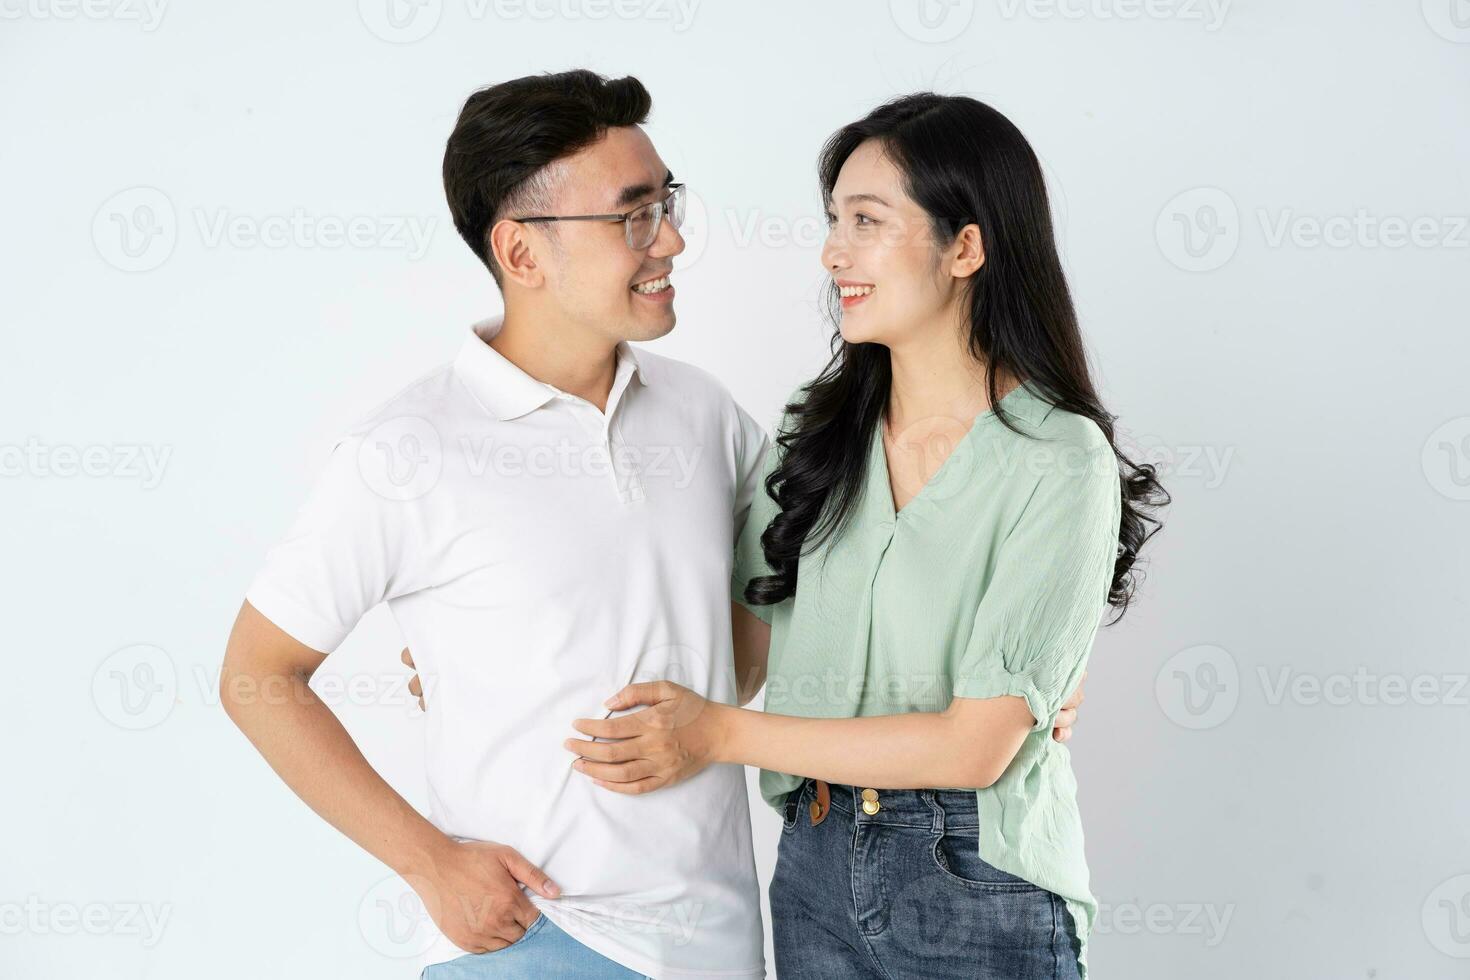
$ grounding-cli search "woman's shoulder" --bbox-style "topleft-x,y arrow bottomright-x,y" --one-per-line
989,384 -> 1119,504
1000,382 -> 1111,453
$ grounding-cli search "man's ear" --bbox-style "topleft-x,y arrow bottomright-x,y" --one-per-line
488,218 -> 544,289
947,223 -> 985,279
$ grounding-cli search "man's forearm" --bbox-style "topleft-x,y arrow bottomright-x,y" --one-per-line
221,664 -> 446,877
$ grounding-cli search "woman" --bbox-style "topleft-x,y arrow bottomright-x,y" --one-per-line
565,92 -> 1167,979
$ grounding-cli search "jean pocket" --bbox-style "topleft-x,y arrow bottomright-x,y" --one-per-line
429,912 -> 547,975
781,784 -> 804,833
929,833 -> 1042,892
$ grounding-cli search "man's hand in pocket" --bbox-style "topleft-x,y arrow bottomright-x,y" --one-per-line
410,838 -> 559,954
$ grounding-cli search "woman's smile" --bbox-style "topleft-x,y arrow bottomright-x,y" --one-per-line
836,279 -> 876,309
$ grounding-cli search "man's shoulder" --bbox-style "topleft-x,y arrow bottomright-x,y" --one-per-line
632,347 -> 738,406
633,349 -> 773,459
334,360 -> 465,448
634,347 -> 755,426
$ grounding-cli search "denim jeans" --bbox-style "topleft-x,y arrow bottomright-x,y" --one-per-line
420,913 -> 651,979
769,778 -> 1082,980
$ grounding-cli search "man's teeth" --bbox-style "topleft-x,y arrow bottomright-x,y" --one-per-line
839,284 -> 876,298
632,275 -> 671,294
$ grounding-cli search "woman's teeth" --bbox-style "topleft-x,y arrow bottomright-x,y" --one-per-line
632,275 -> 671,294
839,284 -> 875,298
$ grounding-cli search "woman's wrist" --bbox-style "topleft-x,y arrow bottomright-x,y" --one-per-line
706,701 -> 747,766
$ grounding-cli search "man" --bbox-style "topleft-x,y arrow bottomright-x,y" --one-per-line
222,69 -> 1082,979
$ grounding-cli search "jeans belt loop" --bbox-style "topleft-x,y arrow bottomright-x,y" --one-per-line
926,788 -> 946,834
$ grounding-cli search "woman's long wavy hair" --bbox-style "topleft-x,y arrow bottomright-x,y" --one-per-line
744,93 -> 1169,623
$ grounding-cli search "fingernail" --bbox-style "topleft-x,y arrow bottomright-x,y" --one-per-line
546,882 -> 561,897
603,697 -> 617,708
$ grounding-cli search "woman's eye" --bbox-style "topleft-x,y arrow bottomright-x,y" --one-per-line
824,211 -> 877,228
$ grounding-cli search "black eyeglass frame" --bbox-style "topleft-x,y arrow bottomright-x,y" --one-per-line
512,183 -> 686,250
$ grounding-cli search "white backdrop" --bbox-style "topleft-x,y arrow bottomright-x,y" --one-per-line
4,1 -> 1469,977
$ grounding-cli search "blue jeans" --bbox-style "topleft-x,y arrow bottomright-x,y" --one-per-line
770,778 -> 1082,980
420,913 -> 650,979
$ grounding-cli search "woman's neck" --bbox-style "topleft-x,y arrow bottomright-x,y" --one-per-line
884,318 -> 1008,431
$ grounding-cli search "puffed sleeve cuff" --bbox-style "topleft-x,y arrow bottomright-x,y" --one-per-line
953,660 -> 1053,733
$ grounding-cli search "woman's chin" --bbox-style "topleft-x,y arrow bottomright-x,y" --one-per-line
838,320 -> 883,346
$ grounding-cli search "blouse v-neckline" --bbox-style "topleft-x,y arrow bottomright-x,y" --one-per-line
872,382 -> 1035,521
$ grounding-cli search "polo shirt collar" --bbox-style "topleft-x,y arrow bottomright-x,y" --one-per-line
455,315 -> 648,422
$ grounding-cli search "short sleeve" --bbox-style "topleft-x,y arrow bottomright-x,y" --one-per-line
952,439 -> 1122,732
244,432 -> 417,654
730,403 -> 779,625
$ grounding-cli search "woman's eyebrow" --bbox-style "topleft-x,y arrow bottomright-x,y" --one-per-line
840,192 -> 891,207
613,169 -> 676,210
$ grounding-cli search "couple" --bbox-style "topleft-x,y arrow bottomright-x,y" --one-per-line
222,69 -> 1166,980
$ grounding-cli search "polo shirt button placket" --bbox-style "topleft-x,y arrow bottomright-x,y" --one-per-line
606,425 -> 644,504
565,397 -> 614,501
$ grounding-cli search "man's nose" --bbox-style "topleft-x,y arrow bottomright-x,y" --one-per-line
648,212 -> 685,259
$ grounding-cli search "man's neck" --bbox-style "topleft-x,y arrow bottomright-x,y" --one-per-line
492,307 -> 620,413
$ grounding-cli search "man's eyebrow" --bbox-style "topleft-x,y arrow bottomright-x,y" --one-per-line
613,170 -> 675,210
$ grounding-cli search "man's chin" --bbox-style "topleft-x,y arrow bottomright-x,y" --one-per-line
637,319 -> 677,343
625,305 -> 677,342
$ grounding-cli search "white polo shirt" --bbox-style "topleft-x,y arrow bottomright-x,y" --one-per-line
245,316 -> 771,979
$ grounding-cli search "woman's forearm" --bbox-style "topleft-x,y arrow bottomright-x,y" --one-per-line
711,700 -> 1021,790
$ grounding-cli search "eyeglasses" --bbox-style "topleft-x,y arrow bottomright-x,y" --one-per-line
513,183 -> 686,250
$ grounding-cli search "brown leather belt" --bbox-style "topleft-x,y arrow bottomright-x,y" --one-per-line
807,779 -> 883,825
809,778 -> 831,826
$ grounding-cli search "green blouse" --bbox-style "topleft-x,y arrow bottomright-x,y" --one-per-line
731,380 -> 1121,978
